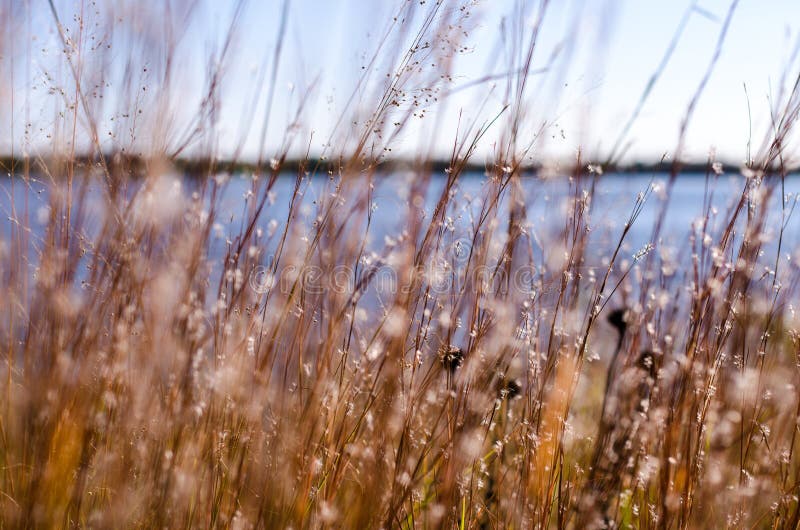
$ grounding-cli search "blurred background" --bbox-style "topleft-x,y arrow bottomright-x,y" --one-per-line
1,0 -> 799,166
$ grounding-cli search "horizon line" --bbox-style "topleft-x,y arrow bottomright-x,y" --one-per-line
0,154 -> 793,178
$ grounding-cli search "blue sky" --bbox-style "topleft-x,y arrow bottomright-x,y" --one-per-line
3,0 -> 800,165
233,0 -> 800,164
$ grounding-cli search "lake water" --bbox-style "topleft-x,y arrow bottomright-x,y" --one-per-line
2,172 -> 799,273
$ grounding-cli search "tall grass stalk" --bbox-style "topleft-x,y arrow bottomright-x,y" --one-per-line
2,1 -> 800,528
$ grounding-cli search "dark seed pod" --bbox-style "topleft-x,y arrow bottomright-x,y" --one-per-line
498,378 -> 521,400
637,350 -> 656,378
607,308 -> 627,335
634,350 -> 656,413
439,345 -> 464,373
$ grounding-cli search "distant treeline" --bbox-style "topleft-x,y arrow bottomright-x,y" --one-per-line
0,154 -> 792,179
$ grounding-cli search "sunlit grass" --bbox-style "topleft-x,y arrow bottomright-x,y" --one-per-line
2,1 -> 800,528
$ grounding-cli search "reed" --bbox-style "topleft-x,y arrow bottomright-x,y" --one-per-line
1,1 -> 800,528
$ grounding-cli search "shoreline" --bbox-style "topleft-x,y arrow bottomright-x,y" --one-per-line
0,155 -> 793,179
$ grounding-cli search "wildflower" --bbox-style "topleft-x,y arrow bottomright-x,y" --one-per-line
439,345 -> 464,373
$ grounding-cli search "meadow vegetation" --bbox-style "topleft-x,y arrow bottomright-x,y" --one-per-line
2,0 -> 800,528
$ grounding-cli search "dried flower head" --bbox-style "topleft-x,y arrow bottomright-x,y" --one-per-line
439,345 -> 464,373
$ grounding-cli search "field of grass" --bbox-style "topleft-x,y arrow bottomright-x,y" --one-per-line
2,1 -> 800,528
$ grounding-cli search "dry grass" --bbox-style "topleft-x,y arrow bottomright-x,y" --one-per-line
2,1 -> 800,528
